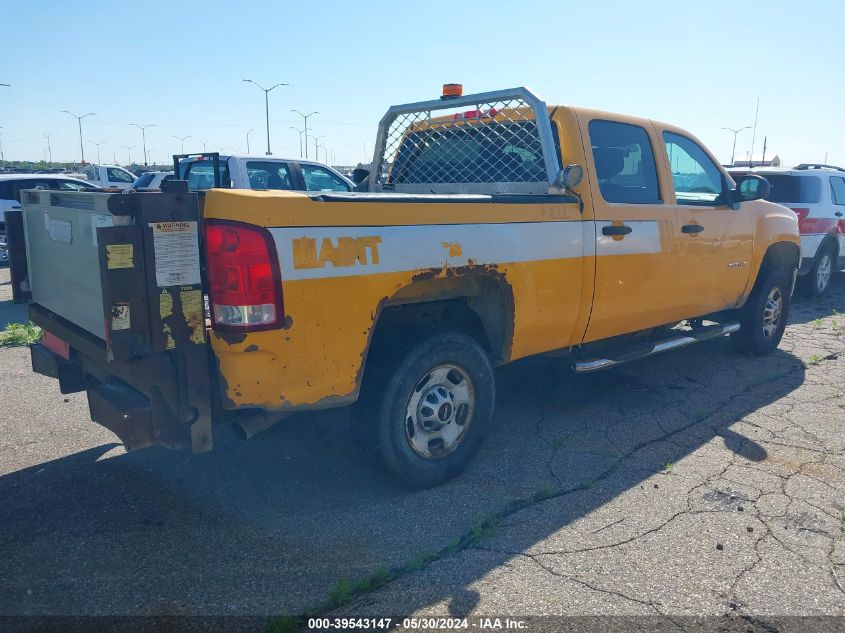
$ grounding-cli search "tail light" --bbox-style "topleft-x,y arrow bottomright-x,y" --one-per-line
204,220 -> 284,331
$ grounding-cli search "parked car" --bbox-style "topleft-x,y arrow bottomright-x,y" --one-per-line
80,164 -> 138,190
728,164 -> 845,296
176,154 -> 354,192
131,171 -> 174,191
0,174 -> 100,265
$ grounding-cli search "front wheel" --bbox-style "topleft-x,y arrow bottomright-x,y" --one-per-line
730,269 -> 791,355
357,333 -> 495,488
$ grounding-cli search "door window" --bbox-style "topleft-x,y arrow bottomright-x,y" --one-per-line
246,161 -> 293,190
588,120 -> 660,204
183,161 -> 231,190
106,167 -> 135,184
300,164 -> 351,192
663,132 -> 725,205
829,176 -> 845,206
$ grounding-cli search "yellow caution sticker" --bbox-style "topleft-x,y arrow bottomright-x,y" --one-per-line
180,288 -> 205,345
106,244 -> 134,269
160,289 -> 173,319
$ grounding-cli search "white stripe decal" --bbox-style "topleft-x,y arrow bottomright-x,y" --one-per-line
270,220 -> 664,281
595,221 -> 661,256
271,222 -> 584,281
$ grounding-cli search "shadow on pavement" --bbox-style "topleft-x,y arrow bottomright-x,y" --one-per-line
0,330 -> 807,616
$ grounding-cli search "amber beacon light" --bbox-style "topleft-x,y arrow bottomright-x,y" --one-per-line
441,83 -> 463,99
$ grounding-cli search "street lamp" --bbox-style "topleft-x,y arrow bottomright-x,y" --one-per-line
0,127 -> 4,162
290,127 -> 304,158
90,141 -> 106,164
61,110 -> 96,164
242,79 -> 290,155
291,110 -> 319,159
200,140 -> 208,152
312,135 -> 324,163
132,123 -> 155,166
173,135 -> 191,154
722,126 -> 751,166
122,145 -> 136,165
246,128 -> 254,154
44,134 -> 52,164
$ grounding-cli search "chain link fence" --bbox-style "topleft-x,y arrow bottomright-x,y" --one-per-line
370,88 -> 560,195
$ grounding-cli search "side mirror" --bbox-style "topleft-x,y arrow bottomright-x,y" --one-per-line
732,174 -> 771,205
556,164 -> 584,190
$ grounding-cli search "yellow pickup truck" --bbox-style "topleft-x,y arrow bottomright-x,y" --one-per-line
9,86 -> 799,487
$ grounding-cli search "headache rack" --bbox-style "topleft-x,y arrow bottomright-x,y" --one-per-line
368,87 -> 562,195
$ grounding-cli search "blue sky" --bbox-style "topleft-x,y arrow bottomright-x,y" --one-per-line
2,0 -> 843,167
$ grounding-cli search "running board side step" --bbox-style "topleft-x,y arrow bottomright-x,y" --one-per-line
573,322 -> 741,373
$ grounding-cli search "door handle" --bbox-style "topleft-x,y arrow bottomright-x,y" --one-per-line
682,224 -> 704,234
602,225 -> 632,236
835,212 -> 843,217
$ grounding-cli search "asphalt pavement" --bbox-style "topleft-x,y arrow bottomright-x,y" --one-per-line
1,266 -> 843,626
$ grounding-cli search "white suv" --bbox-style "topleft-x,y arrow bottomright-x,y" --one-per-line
729,164 -> 845,296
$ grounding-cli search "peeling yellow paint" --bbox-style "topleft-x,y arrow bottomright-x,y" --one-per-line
162,324 -> 176,350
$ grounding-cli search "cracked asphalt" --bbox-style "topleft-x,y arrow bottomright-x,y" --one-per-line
1,265 -> 844,624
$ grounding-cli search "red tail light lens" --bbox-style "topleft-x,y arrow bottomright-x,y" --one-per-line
204,220 -> 284,332
790,207 -> 810,221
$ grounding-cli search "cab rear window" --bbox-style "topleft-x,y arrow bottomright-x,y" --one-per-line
763,175 -> 821,204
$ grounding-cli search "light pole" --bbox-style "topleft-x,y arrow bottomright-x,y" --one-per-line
290,127 -> 304,157
90,141 -> 106,164
722,126 -> 751,166
61,110 -> 96,164
44,134 -> 52,164
0,127 -> 4,162
246,128 -> 254,154
132,123 -> 154,166
173,135 -> 191,154
242,79 -> 290,155
200,140 -> 208,152
122,145 -> 136,165
312,136 -> 324,163
291,110 -> 319,159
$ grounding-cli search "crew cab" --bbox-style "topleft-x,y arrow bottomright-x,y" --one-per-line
8,86 -> 799,488
729,164 -> 845,296
81,164 -> 138,190
176,154 -> 353,192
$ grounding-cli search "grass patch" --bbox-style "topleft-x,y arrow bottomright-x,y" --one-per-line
812,318 -> 823,329
0,322 -> 42,347
663,462 -> 674,473
806,354 -> 823,366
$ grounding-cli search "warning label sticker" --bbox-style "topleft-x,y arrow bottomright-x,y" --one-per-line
149,221 -> 201,288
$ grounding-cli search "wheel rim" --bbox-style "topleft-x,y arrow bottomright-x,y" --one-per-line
816,254 -> 832,291
404,364 -> 475,459
762,286 -> 783,339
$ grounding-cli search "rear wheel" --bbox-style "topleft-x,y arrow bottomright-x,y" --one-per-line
730,269 -> 790,355
798,243 -> 834,297
354,332 -> 495,488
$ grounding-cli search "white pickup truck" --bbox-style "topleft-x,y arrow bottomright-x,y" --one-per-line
81,164 -> 138,190
175,153 -> 353,192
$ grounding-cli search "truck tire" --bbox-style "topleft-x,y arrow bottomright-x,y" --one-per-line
730,269 -> 790,355
355,332 -> 495,488
798,243 -> 835,297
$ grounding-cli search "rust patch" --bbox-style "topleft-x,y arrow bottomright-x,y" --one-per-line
244,344 -> 259,353
213,330 -> 247,345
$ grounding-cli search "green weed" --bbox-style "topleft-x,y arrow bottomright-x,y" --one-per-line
0,322 -> 42,347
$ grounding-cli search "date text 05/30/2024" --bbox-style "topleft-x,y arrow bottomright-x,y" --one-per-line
307,617 -> 527,630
